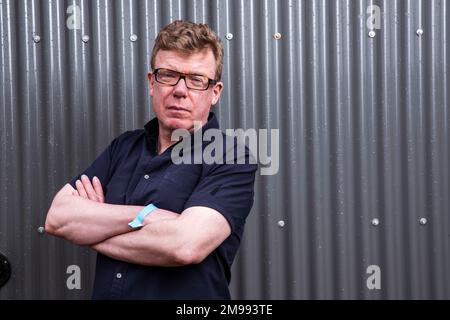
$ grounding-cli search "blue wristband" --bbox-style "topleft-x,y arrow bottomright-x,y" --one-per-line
128,203 -> 158,229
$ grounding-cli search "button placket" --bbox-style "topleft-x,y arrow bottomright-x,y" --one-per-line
110,267 -> 126,298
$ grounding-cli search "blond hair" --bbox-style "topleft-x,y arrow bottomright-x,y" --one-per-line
151,20 -> 224,80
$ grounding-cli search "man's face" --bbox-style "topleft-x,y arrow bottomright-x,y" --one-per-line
148,49 -> 223,133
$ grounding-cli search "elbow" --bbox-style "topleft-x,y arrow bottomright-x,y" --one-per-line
45,206 -> 60,236
45,212 -> 89,246
45,196 -> 71,238
174,245 -> 205,266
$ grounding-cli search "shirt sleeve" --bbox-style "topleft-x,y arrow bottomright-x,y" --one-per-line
184,153 -> 257,236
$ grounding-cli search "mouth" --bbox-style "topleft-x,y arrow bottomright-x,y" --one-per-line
167,105 -> 190,113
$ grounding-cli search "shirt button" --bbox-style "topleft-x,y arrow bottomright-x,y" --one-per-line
144,174 -> 150,180
116,273 -> 122,279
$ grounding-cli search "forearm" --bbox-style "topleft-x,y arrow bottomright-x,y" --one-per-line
45,193 -> 143,245
91,206 -> 228,267
92,216 -> 192,267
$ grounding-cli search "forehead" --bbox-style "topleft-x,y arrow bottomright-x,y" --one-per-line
154,49 -> 216,77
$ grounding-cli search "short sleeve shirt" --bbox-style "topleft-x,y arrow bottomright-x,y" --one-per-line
69,112 -> 257,299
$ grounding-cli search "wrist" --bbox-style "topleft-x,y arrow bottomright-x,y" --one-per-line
128,203 -> 158,229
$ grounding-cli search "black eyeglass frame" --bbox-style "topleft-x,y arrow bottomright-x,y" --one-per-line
152,68 -> 218,91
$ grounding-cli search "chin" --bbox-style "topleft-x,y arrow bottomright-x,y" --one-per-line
163,118 -> 193,131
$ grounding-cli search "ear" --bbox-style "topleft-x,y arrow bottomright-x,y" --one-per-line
148,73 -> 154,96
211,82 -> 223,106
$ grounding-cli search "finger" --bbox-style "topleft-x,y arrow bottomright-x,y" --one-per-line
81,175 -> 98,201
76,180 -> 88,199
92,176 -> 105,203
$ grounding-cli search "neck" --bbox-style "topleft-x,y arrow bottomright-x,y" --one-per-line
157,129 -> 174,155
157,119 -> 208,155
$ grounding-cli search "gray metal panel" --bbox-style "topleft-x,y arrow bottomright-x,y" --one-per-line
0,0 -> 449,299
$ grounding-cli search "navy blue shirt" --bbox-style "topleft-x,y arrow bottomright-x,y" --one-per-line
70,113 -> 257,299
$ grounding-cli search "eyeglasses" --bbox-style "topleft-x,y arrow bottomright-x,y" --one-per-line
152,68 -> 218,91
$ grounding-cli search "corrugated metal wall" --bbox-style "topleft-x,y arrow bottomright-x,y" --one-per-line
0,0 -> 449,299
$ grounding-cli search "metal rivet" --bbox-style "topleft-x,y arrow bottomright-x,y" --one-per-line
116,273 -> 122,279
368,30 -> 376,38
130,34 -> 138,42
273,32 -> 282,40
37,226 -> 45,234
226,33 -> 233,40
33,35 -> 41,43
277,220 -> 285,228
416,28 -> 423,36
371,218 -> 380,226
419,218 -> 427,225
82,35 -> 90,43
144,174 -> 149,180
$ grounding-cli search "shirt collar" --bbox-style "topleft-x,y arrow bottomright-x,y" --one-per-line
144,112 -> 219,150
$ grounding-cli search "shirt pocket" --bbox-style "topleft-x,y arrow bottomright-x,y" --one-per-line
154,166 -> 201,213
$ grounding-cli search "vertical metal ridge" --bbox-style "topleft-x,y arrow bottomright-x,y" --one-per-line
358,0 -> 375,299
332,0 -> 346,298
382,0 -> 404,299
391,0 -> 406,299
14,0 -> 28,299
351,0 -> 365,299
0,0 -> 15,300
317,0 -> 333,298
283,0 -> 300,299
424,0 -> 439,298
269,0 -> 285,300
256,0 -> 271,299
442,0 -> 450,300
304,0 -> 320,298
416,0 -> 429,299
339,0 -> 358,299
0,0 -> 6,296
404,0 -> 420,299
294,0 -> 312,300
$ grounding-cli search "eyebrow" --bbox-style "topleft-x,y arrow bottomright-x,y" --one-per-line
161,68 -> 210,78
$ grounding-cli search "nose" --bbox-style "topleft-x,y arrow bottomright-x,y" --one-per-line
172,77 -> 188,98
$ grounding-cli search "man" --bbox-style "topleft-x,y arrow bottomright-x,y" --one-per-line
45,20 -> 257,299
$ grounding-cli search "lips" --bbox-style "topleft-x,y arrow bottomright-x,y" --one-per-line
167,105 -> 190,113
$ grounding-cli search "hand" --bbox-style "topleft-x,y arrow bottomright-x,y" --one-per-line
74,175 -> 105,203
